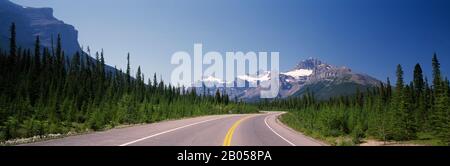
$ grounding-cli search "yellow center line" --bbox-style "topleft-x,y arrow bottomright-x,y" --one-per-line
223,116 -> 252,146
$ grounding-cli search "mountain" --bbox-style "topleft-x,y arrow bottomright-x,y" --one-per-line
195,58 -> 381,101
288,58 -> 381,99
0,0 -> 80,57
0,0 -> 117,73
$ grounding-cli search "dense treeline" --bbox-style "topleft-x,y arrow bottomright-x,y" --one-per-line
259,54 -> 450,145
0,23 -> 257,141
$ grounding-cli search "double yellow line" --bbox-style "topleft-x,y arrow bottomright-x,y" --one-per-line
223,116 -> 251,146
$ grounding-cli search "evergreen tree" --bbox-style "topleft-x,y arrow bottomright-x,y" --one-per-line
386,77 -> 392,99
413,64 -> 426,128
413,64 -> 425,94
258,54 -> 448,144
432,53 -> 442,91
56,34 -> 64,75
431,55 -> 450,144
34,36 -> 41,69
153,73 -> 158,90
215,89 -> 221,103
396,65 -> 404,92
136,66 -> 142,83
100,49 -> 105,75
9,23 -> 16,59
126,53 -> 131,86
0,26 -> 257,141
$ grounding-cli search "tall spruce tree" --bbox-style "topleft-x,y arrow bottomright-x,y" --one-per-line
34,36 -> 41,69
100,49 -> 105,76
386,77 -> 392,99
431,54 -> 450,144
396,65 -> 404,91
432,53 -> 442,91
413,64 -> 424,95
126,53 -> 131,85
9,23 -> 16,59
413,63 -> 426,129
391,64 -> 416,140
56,34 -> 62,63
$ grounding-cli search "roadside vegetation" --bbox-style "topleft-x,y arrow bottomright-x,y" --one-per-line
0,23 -> 258,142
260,55 -> 450,146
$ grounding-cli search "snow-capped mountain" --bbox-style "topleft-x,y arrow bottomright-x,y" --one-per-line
237,71 -> 271,83
282,69 -> 313,79
194,58 -> 381,101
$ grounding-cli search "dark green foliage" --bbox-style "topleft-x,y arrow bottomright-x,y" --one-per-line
260,55 -> 450,144
430,55 -> 450,145
414,64 -> 424,94
293,80 -> 376,100
0,23 -> 257,141
9,23 -> 16,59
390,65 -> 416,140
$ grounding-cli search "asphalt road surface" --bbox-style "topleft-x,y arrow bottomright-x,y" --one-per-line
24,112 -> 325,146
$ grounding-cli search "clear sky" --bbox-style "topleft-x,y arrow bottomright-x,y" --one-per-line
10,0 -> 450,83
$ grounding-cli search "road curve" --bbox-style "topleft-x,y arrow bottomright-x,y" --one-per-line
23,112 -> 325,146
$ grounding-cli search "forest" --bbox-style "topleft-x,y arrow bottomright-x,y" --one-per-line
0,23 -> 257,142
1,21 -> 448,146
259,54 -> 450,145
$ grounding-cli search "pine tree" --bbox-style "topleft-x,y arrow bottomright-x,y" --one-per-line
95,52 -> 100,72
153,73 -> 158,90
432,53 -> 442,91
100,49 -> 105,75
379,81 -> 386,102
136,66 -> 143,99
396,65 -> 404,92
126,53 -> 131,85
424,77 -> 432,123
136,66 -> 142,83
386,77 -> 392,99
438,78 -> 450,144
215,89 -> 221,103
56,34 -> 62,65
413,63 -> 426,129
413,64 -> 424,95
9,23 -> 16,59
34,36 -> 41,70
391,64 -> 416,140
431,54 -> 450,144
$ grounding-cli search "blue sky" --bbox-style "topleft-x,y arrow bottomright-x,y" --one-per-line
10,0 -> 450,83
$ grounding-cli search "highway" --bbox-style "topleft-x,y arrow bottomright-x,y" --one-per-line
24,112 -> 325,146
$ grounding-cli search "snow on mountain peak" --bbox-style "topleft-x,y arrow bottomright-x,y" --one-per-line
282,69 -> 313,79
237,73 -> 271,83
202,76 -> 226,84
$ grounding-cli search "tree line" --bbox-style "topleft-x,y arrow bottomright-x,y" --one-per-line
0,23 -> 257,141
259,54 -> 450,145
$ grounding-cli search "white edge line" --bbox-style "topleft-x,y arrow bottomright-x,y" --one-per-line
264,114 -> 296,146
119,116 -> 226,146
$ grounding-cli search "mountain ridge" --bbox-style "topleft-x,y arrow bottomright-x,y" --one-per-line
0,0 -> 80,57
0,0 -> 118,73
195,58 -> 381,101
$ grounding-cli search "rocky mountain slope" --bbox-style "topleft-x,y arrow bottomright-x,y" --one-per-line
195,58 -> 381,101
0,0 -> 81,57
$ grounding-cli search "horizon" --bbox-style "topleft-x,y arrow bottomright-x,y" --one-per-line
7,0 -> 450,83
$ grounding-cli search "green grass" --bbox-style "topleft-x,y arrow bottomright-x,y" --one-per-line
280,112 -> 445,146
404,132 -> 446,146
280,112 -> 356,146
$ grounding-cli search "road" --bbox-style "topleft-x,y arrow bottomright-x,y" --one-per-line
24,112 -> 325,146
